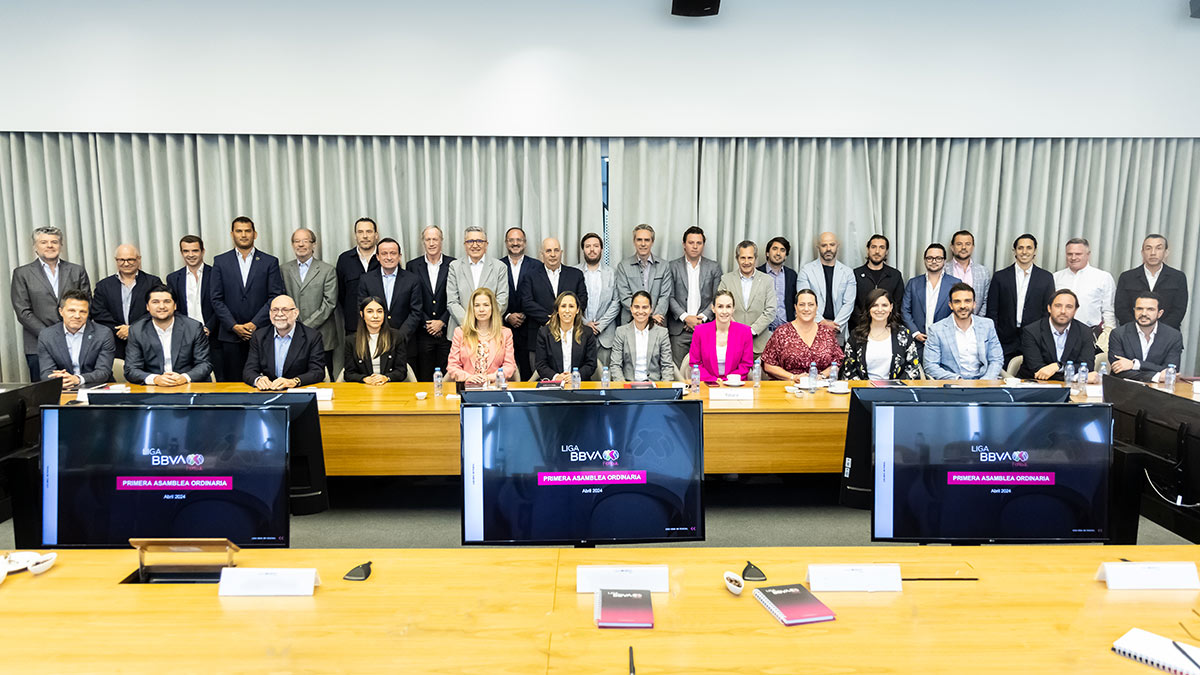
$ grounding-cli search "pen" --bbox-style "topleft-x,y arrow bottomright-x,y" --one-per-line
629,646 -> 635,675
1173,641 -> 1200,672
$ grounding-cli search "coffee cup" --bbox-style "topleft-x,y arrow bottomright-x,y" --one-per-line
829,381 -> 849,394
415,391 -> 428,400
726,374 -> 743,384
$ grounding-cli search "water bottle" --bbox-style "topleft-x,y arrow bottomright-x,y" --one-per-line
1077,362 -> 1088,390
1165,364 -> 1178,391
600,366 -> 611,389
1063,361 -> 1075,392
433,368 -> 443,397
571,367 -> 582,390
690,365 -> 701,396
808,362 -> 819,394
828,361 -> 839,383
1098,360 -> 1109,378
496,367 -> 507,390
752,359 -> 762,389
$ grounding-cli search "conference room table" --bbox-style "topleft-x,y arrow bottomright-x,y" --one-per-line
67,379 -> 1190,478
4,543 -> 1198,672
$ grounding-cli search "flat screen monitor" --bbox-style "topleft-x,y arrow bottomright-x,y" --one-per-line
459,388 -> 684,404
461,399 -> 704,545
872,402 -> 1112,543
0,379 -> 64,456
41,405 -> 290,548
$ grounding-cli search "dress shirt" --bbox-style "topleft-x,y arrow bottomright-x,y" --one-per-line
40,260 -> 60,298
1050,321 -> 1070,362
583,266 -> 603,322
954,318 -> 980,378
155,319 -> 175,374
1053,265 -> 1115,328
1145,265 -> 1161,291
764,264 -> 787,329
358,250 -> 375,271
865,336 -> 891,380
368,332 -> 381,374
120,279 -> 134,324
185,267 -> 204,323
546,266 -> 561,296
633,325 -> 650,381
638,254 -> 657,288
509,256 -> 525,289
684,259 -> 702,319
951,260 -> 975,288
237,248 -> 256,286
273,328 -> 294,379
924,274 -> 943,334
1014,264 -> 1032,326
425,255 -> 443,292
297,258 -> 311,284
560,330 -> 573,375
63,325 -> 83,375
469,258 -> 485,290
1135,323 -> 1159,366
381,268 -> 398,307
739,273 -> 755,306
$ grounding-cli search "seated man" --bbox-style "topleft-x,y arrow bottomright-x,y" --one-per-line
36,289 -> 116,388
1017,289 -> 1098,382
243,294 -> 326,390
124,284 -> 213,385
1108,291 -> 1185,383
923,282 -> 1004,380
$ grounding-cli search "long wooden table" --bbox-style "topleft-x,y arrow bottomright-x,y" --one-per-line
3,544 -> 1197,672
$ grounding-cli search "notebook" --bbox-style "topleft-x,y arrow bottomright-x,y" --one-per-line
752,583 -> 835,626
1112,628 -> 1200,674
594,589 -> 654,629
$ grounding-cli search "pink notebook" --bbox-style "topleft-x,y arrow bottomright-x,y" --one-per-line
753,583 -> 836,626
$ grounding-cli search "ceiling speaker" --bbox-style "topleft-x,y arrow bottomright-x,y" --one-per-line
672,0 -> 720,17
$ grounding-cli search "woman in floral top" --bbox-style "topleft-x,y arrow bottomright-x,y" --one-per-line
762,289 -> 844,381
842,288 -> 922,380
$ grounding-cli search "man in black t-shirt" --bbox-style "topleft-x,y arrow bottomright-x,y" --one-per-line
851,234 -> 905,332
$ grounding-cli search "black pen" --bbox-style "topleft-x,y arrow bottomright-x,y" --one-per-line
629,646 -> 635,675
1173,641 -> 1200,672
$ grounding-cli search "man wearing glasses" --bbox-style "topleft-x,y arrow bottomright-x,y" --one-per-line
901,243 -> 961,351
91,243 -> 161,360
446,226 -> 508,336
244,295 -> 326,390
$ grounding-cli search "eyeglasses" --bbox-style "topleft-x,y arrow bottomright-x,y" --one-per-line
925,256 -> 945,261
115,258 -> 139,264
465,239 -> 487,245
270,307 -> 298,315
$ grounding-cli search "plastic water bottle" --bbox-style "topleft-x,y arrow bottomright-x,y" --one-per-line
828,361 -> 839,383
1098,360 -> 1109,377
1063,361 -> 1075,392
433,368 -> 444,397
1076,362 -> 1088,390
496,367 -> 507,390
752,359 -> 762,389
571,367 -> 582,390
808,362 -> 819,394
1165,364 -> 1178,391
690,365 -> 701,396
600,366 -> 611,389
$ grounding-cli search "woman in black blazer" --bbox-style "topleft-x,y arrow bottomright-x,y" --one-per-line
842,288 -> 922,380
534,291 -> 598,381
343,296 -> 409,384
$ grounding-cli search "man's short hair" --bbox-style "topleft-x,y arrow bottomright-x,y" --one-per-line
766,236 -> 791,255
736,240 -> 758,256
682,226 -> 705,243
1134,291 -> 1162,307
580,232 -> 603,249
866,234 -> 889,250
147,283 -> 174,300
1013,233 -> 1038,249
1065,237 -> 1090,249
632,224 -> 655,240
925,243 -> 947,258
949,281 -> 975,299
293,228 -> 316,244
464,225 -> 486,237
421,225 -> 443,238
355,217 -> 377,231
1144,233 -> 1169,248
377,237 -> 401,251
951,230 -> 974,245
179,234 -> 205,250
1049,289 -> 1078,307
231,216 -> 255,231
59,289 -> 90,308
32,226 -> 63,243
505,226 -> 525,239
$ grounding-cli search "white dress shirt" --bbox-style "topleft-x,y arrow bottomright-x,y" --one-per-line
583,266 -> 603,323
683,259 -> 702,319
40,260 -> 60,298
633,325 -> 650,381
1014,264 -> 1032,326
185,267 -> 204,323
237,248 -> 256,286
1054,265 -> 1115,328
954,318 -> 980,378
469,258 -> 485,290
1135,323 -> 1158,366
368,331 -> 381,374
865,336 -> 892,379
1144,265 -> 1161,291
155,319 -> 175,374
924,274 -> 943,334
559,330 -> 573,375
509,255 -> 525,290
739,273 -> 755,306
425,255 -> 443,291
358,249 -> 375,272
546,266 -> 561,296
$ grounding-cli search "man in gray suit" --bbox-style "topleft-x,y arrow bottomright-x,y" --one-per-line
1109,291 -> 1185,383
574,232 -> 620,378
282,228 -> 338,380
124,284 -> 212,385
446,225 -> 509,336
717,240 -> 778,356
36,289 -> 114,388
11,226 -> 91,380
667,226 -> 723,364
797,231 -> 857,343
948,229 -> 991,316
614,224 -> 673,327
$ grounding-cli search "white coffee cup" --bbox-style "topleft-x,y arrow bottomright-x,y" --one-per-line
726,373 -> 742,384
829,381 -> 849,394
415,391 -> 428,400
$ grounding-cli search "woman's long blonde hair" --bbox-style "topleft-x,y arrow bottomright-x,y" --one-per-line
463,287 -> 500,354
548,291 -> 583,344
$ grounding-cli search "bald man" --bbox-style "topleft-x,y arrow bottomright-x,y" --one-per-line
797,231 -> 857,343
244,294 -> 327,389
90,243 -> 163,359
519,237 -> 588,367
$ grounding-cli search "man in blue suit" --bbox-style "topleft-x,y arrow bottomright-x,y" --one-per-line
37,289 -> 115,388
924,282 -> 1005,380
901,243 -> 961,349
90,243 -> 161,360
166,234 -> 221,376
210,216 -> 286,381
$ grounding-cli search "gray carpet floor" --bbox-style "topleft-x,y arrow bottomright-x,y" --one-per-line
4,474 -> 1188,550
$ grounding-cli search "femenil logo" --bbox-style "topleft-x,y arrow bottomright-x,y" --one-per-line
601,449 -> 620,467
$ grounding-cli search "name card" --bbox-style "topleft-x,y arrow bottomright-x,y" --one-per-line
708,388 -> 754,401
1095,562 -> 1200,590
287,387 -> 333,401
576,565 -> 669,593
219,567 -> 322,596
807,564 -> 903,592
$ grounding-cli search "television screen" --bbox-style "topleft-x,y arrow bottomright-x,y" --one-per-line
872,402 -> 1111,543
462,399 -> 704,545
41,405 -> 290,547
459,388 -> 683,405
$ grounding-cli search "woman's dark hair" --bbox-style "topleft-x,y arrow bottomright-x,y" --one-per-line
851,288 -> 900,342
354,295 -> 393,360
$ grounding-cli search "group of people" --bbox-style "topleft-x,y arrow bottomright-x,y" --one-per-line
10,218 -> 1190,390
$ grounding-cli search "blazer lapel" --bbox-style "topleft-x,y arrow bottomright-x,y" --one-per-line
169,322 -> 186,367
30,261 -> 57,298
281,328 -> 303,375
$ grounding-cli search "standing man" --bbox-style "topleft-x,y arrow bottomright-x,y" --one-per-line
758,236 -> 797,332
574,232 -> 620,376
1054,237 -> 1116,342
210,216 -> 286,382
36,289 -> 114,388
948,229 -> 991,315
335,217 -> 380,337
797,231 -> 856,342
11,226 -> 91,379
668,226 -> 722,364
522,237 -> 588,371
986,234 -> 1056,363
851,234 -> 904,332
406,225 -> 456,381
923,283 -> 1004,381
1017,289 -> 1098,382
243,295 -> 327,390
282,228 -> 338,381
91,243 -> 162,360
501,226 -> 542,381
716,241 -> 777,356
1109,292 -> 1185,383
447,226 -> 509,336
901,244 -> 961,348
358,238 -> 423,343
615,224 -> 673,327
123,284 -> 212,385
167,235 -> 221,378
1115,234 -> 1189,331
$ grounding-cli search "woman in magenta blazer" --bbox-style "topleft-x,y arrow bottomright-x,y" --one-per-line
446,287 -> 518,384
688,289 -> 754,381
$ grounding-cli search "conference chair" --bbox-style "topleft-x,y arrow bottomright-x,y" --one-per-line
1094,352 -> 1107,373
676,354 -> 690,382
112,358 -> 128,384
1004,355 -> 1024,379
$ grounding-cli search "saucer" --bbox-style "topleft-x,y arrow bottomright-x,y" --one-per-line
6,551 -> 43,573
722,380 -> 746,387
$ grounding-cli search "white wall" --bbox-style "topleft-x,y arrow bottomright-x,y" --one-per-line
1,0 -> 1198,137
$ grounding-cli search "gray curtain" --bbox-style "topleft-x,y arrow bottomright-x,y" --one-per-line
0,132 -> 602,381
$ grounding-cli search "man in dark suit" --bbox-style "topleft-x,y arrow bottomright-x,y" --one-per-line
243,295 -> 326,389
850,234 -> 905,333
335,217 -> 380,336
1114,234 -> 1189,331
901,244 -> 960,349
36,289 -> 114,388
501,226 -> 543,381
91,243 -> 162,360
671,226 -> 723,364
166,235 -> 221,381
1018,289 -> 1097,381
1108,291 -> 1185,382
210,216 -> 287,382
11,226 -> 91,379
406,225 -> 455,380
123,284 -> 212,385
357,237 -> 423,342
986,233 -> 1057,362
521,237 -> 587,361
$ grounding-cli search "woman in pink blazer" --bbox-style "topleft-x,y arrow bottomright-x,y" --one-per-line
688,289 -> 754,381
446,287 -> 518,384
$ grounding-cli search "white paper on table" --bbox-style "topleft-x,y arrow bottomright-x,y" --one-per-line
1095,561 -> 1200,590
218,567 -> 322,596
807,563 -> 903,592
576,565 -> 669,593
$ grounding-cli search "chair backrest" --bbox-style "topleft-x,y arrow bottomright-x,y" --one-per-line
676,353 -> 690,382
112,358 -> 128,384
1094,352 -> 1107,372
335,369 -> 345,383
1004,355 -> 1024,378
405,364 -> 417,383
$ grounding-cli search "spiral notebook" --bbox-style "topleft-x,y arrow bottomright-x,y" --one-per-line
752,583 -> 835,626
1112,628 -> 1200,674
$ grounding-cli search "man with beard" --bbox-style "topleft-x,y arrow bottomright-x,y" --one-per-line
1018,289 -> 1098,382
985,233 -> 1056,363
797,231 -> 856,343
1108,292 -> 1185,383
923,282 -> 1004,380
850,234 -> 904,332
573,232 -> 620,376
948,229 -> 991,315
757,236 -> 797,332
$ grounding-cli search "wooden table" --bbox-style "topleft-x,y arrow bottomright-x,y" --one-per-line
3,544 -> 1196,673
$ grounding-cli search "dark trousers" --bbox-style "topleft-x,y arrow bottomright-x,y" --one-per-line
25,354 -> 40,382
219,340 -> 251,382
513,332 -> 534,382
411,333 -> 450,382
